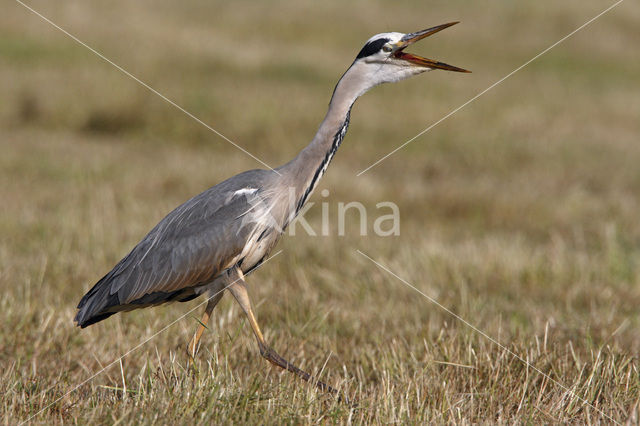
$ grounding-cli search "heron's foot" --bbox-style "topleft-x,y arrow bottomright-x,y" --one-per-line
186,292 -> 223,368
226,274 -> 352,404
186,335 -> 205,374
259,344 -> 350,404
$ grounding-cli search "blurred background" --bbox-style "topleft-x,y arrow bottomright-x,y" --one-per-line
2,0 -> 639,422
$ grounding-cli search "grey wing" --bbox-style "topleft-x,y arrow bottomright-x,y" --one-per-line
75,169 -> 275,327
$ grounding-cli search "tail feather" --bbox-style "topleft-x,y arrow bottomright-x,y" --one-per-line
74,274 -> 121,327
75,247 -> 141,327
75,272 -> 199,328
76,311 -> 117,328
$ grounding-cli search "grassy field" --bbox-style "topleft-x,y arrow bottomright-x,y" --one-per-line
2,0 -> 640,423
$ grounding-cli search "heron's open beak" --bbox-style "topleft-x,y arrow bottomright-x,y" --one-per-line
394,22 -> 470,73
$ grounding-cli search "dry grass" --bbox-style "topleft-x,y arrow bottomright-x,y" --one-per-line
2,0 -> 640,423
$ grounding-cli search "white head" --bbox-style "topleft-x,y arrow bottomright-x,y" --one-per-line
334,22 -> 469,102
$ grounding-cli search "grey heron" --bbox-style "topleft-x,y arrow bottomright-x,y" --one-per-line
75,22 -> 469,397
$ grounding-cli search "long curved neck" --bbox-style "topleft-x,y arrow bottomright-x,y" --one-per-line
277,63 -> 372,213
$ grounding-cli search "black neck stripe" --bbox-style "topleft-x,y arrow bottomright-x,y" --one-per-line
295,107 -> 352,213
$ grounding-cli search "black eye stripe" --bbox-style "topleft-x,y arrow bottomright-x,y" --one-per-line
356,38 -> 390,59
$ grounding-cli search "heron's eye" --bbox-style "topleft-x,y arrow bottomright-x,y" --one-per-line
382,44 -> 393,53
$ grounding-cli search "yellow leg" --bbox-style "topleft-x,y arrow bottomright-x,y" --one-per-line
187,290 -> 224,360
227,268 -> 345,401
